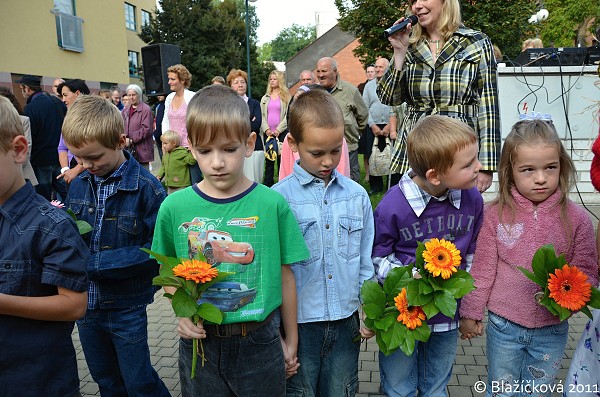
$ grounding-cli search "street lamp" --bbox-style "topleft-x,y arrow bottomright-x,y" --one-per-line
245,0 -> 258,98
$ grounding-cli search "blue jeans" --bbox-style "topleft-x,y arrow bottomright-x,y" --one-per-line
179,316 -> 285,397
77,306 -> 171,397
32,164 -> 67,201
286,312 -> 361,397
486,312 -> 568,397
379,328 -> 458,397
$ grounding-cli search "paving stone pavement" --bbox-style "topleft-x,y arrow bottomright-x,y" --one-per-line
75,291 -> 590,397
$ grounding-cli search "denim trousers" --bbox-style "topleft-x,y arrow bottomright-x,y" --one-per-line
77,306 -> 171,397
32,164 -> 67,201
378,328 -> 458,397
179,317 -> 285,397
486,312 -> 568,397
286,312 -> 360,397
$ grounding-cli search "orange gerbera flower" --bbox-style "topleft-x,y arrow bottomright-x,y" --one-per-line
548,264 -> 591,311
422,238 -> 461,279
394,288 -> 426,329
173,259 -> 218,284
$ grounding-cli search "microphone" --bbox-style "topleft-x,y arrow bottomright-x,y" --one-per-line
383,15 -> 418,38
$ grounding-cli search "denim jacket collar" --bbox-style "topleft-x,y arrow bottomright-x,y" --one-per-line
0,182 -> 46,223
78,150 -> 140,191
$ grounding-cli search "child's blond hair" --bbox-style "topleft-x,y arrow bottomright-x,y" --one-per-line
186,85 -> 250,147
288,90 -> 343,144
62,95 -> 124,149
161,130 -> 180,146
0,96 -> 24,153
407,115 -> 477,179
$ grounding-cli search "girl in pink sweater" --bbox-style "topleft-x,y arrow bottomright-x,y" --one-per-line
460,117 -> 599,396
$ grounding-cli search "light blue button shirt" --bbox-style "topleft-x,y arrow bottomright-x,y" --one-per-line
272,162 -> 375,323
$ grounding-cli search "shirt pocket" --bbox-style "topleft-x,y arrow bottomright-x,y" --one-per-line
0,259 -> 30,295
338,216 -> 363,261
450,49 -> 481,96
297,218 -> 320,265
115,215 -> 143,246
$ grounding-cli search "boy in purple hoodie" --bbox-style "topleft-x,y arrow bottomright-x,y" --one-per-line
371,115 -> 484,397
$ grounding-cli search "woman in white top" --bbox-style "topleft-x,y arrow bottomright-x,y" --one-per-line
161,64 -> 200,183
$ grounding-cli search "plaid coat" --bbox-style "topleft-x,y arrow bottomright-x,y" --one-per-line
377,26 -> 500,174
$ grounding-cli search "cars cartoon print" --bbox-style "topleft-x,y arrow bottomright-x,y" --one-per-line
188,228 -> 254,266
197,282 -> 257,312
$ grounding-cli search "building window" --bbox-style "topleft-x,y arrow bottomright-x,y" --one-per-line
53,0 -> 83,52
141,10 -> 151,27
128,51 -> 140,77
124,3 -> 136,31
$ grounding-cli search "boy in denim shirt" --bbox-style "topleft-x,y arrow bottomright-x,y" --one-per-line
0,97 -> 88,396
152,85 -> 309,396
273,90 -> 375,396
62,96 -> 170,396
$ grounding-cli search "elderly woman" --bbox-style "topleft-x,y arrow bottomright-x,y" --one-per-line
122,84 -> 154,169
378,0 -> 500,193
227,69 -> 263,183
161,64 -> 201,183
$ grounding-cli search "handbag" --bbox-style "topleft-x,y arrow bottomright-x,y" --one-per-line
368,137 -> 391,177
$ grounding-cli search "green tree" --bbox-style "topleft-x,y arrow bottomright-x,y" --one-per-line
140,0 -> 262,94
537,0 -> 600,47
269,24 -> 316,62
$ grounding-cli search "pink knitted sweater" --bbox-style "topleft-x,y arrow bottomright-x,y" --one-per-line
460,188 -> 598,328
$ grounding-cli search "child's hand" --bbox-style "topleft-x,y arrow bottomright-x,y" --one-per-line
459,318 -> 483,340
280,336 -> 299,378
360,326 -> 375,340
177,317 -> 206,340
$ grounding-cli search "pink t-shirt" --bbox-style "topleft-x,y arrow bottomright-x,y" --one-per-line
267,97 -> 281,132
168,102 -> 189,148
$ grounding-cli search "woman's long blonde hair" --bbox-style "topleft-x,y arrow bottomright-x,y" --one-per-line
265,71 -> 290,104
408,0 -> 462,44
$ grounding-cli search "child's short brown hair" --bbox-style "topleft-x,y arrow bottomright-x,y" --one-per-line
288,89 -> 344,143
161,130 -> 180,146
186,85 -> 250,147
0,96 -> 24,153
62,95 -> 124,149
407,115 -> 477,179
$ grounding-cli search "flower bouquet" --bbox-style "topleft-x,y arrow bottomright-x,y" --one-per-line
50,200 -> 92,235
518,244 -> 600,321
361,238 -> 475,356
141,248 -> 234,379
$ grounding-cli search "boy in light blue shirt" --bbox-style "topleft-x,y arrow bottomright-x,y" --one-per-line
273,90 -> 375,396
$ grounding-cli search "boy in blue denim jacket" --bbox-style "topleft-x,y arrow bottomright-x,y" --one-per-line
62,96 -> 170,396
272,90 -> 375,396
0,97 -> 88,396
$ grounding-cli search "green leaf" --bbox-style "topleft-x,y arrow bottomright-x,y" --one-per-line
76,220 -> 92,235
141,248 -> 173,267
531,245 -> 556,281
518,266 -> 546,288
441,270 -> 476,298
387,321 -> 406,351
376,332 -> 391,356
197,303 -> 223,324
422,300 -> 440,319
407,280 -> 433,306
198,272 -> 236,291
433,290 -> 457,318
363,303 -> 384,319
66,208 -> 77,221
171,288 -> 199,318
411,322 -> 431,342
587,287 -> 600,309
414,242 -> 425,269
163,292 -> 173,300
579,305 -> 594,320
383,266 -> 412,296
398,327 -> 416,356
364,317 -> 375,330
152,276 -> 182,288
361,280 -> 386,307
374,314 -> 396,331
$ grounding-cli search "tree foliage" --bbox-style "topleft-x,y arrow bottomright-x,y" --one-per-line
140,0 -> 273,98
269,24 -> 316,62
335,0 -> 599,64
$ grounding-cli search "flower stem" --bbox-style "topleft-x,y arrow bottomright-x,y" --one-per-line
191,338 -> 198,379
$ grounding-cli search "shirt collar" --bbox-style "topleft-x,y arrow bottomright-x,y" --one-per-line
0,181 -> 38,223
292,160 -> 340,187
399,170 -> 462,217
92,158 -> 128,185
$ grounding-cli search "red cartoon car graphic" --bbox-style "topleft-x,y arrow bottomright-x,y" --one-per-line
188,229 -> 254,266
